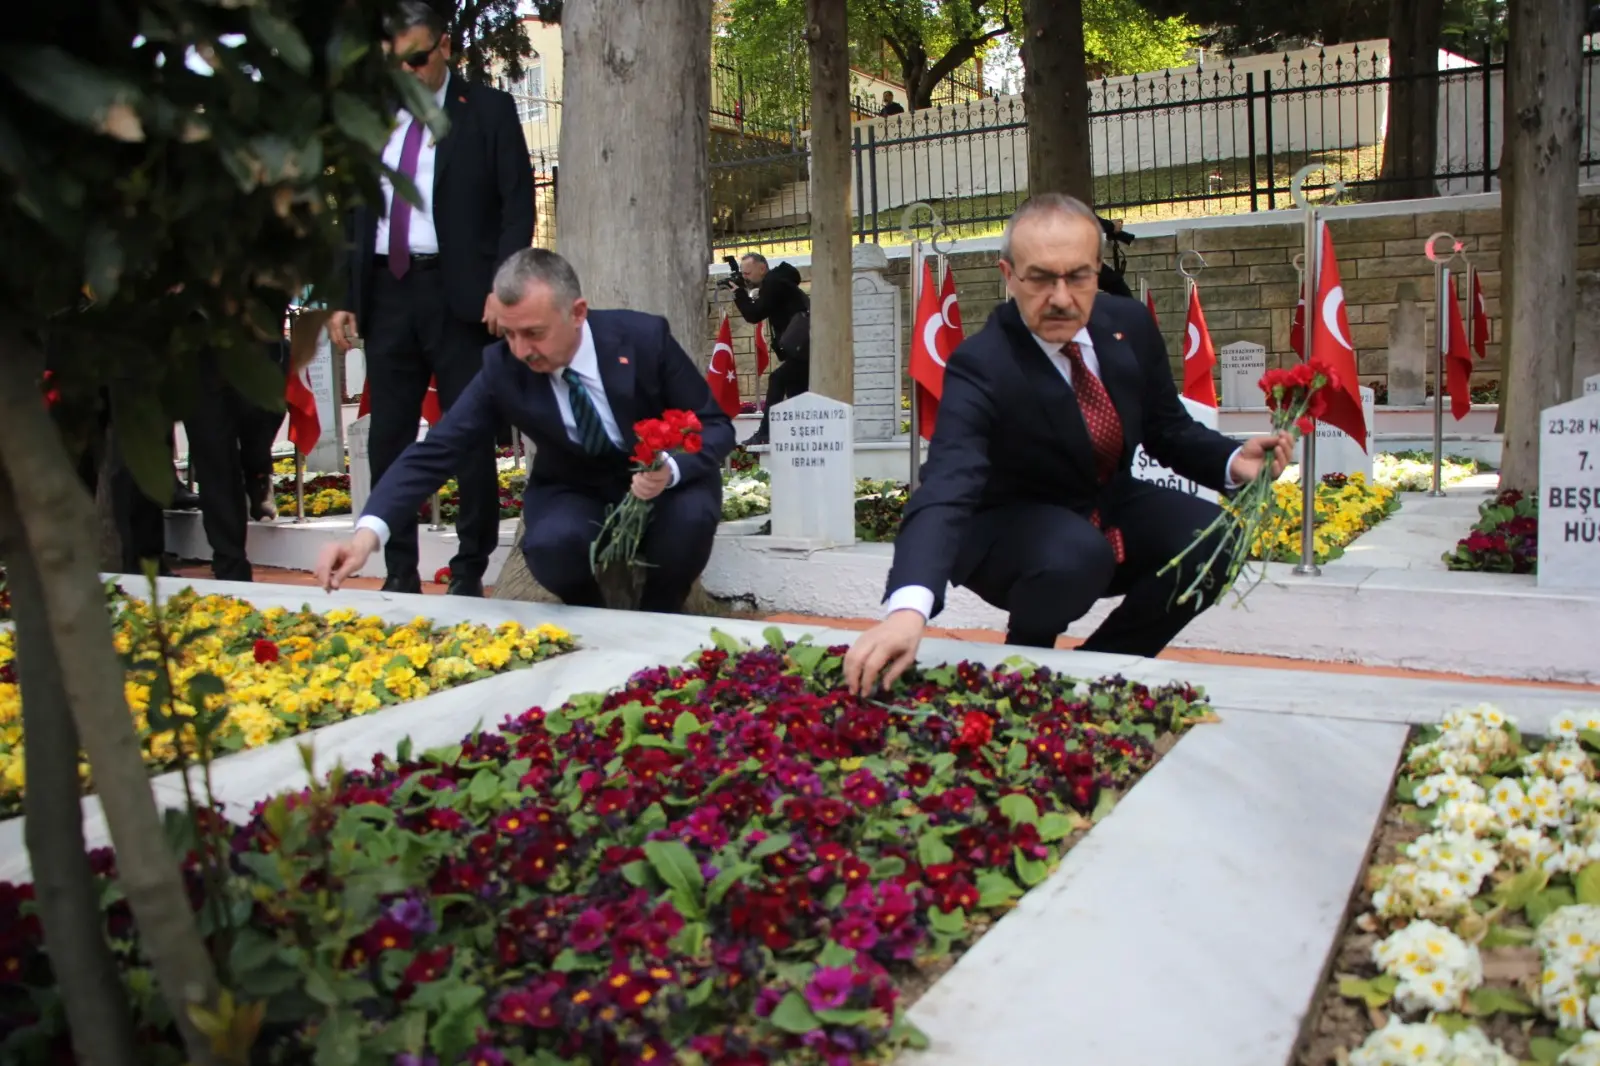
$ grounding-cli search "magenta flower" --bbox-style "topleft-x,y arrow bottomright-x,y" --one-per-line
568,907 -> 608,952
832,917 -> 879,951
803,966 -> 855,1012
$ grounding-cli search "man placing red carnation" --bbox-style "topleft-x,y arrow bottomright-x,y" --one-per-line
315,248 -> 734,612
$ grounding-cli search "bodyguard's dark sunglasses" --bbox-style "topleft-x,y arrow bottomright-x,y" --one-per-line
401,38 -> 441,69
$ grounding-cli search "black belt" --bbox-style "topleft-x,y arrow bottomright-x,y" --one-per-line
373,253 -> 440,270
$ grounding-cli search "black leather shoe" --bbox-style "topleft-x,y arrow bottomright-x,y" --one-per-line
741,429 -> 770,447
381,572 -> 422,594
447,576 -> 485,598
171,481 -> 202,511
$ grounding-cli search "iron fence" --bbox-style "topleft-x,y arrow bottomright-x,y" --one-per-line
706,42 -> 1600,255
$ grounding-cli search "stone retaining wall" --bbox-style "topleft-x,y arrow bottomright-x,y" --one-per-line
704,191 -> 1600,399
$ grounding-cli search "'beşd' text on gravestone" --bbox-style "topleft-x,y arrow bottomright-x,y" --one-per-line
768,393 -> 856,546
1538,392 -> 1600,590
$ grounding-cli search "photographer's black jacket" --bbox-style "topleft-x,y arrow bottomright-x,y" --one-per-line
733,262 -> 809,356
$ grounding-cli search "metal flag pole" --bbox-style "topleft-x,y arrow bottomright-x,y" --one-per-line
1287,163 -> 1345,578
1423,232 -> 1463,497
1176,248 -> 1206,318
293,447 -> 306,523
900,201 -> 944,493
1139,276 -> 1148,307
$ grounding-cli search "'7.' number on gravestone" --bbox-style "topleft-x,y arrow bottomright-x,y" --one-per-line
1583,450 -> 1592,472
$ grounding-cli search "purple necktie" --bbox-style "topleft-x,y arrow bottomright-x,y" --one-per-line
387,117 -> 427,279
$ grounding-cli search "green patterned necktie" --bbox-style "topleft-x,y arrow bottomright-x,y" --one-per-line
562,367 -> 615,456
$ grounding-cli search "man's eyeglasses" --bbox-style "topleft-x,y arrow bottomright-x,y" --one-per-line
400,38 -> 441,69
1014,267 -> 1100,293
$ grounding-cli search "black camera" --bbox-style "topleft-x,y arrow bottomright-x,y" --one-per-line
720,255 -> 743,290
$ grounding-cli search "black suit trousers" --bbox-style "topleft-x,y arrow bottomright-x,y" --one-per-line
958,478 -> 1229,655
185,342 -> 288,581
364,264 -> 499,582
521,480 -> 720,613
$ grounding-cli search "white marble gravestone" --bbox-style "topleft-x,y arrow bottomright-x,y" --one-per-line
1385,283 -> 1427,406
768,393 -> 855,546
302,329 -> 343,472
1538,392 -> 1600,590
1219,342 -> 1267,408
1586,373 -> 1600,397
851,244 -> 901,441
1132,397 -> 1220,503
345,348 -> 367,403
1301,386 -> 1376,482
347,414 -> 372,518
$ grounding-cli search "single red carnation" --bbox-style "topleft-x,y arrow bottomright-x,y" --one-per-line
252,639 -> 280,664
433,567 -> 451,584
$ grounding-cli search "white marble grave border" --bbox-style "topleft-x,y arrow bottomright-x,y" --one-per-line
5,578 -> 1597,1065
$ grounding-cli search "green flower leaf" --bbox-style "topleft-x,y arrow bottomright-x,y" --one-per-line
1037,811 -> 1082,843
1467,986 -> 1537,1016
768,991 -> 822,1034
1338,973 -> 1397,1008
313,1007 -> 362,1066
927,905 -> 967,936
249,6 -> 313,74
1091,788 -> 1119,824
817,940 -> 856,969
1494,865 -> 1551,912
1528,886 -> 1575,927
763,626 -> 787,650
1431,1013 -> 1474,1035
917,831 -> 954,867
790,642 -> 826,676
708,862 -> 758,907
1530,1037 -> 1570,1064
542,710 -> 572,736
976,870 -> 1023,908
1013,848 -> 1049,888
1480,923 -> 1536,948
749,833 -> 793,861
997,793 -> 1039,828
1576,863 -> 1600,906
709,629 -> 745,655
1005,742 -> 1028,775
643,839 -> 705,905
673,711 -> 704,743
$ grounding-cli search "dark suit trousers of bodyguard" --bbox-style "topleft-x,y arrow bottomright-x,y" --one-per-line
365,264 -> 499,583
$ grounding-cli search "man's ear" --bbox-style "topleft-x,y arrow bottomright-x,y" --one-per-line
439,35 -> 453,61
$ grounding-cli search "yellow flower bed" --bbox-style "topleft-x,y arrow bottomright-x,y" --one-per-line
1238,473 -> 1400,564
0,589 -> 575,817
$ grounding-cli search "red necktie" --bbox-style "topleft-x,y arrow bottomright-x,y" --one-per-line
1060,341 -> 1126,563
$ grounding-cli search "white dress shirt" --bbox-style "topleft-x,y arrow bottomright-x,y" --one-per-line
373,71 -> 450,256
355,320 -> 679,549
883,327 -> 1241,622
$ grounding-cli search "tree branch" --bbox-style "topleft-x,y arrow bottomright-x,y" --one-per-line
0,325 -> 222,1066
1,468 -> 141,1066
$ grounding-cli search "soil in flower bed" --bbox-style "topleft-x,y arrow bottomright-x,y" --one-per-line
0,633 -> 1213,1065
1295,706 -> 1600,1066
0,585 -> 576,819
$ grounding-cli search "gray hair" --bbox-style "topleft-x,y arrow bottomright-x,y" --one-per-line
385,0 -> 447,40
999,193 -> 1103,264
740,252 -> 769,268
494,248 -> 583,309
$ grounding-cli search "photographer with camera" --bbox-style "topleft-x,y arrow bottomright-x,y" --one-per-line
1098,215 -> 1136,298
723,252 -> 810,446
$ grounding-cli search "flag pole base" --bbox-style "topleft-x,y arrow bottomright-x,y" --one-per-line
1292,562 -> 1323,577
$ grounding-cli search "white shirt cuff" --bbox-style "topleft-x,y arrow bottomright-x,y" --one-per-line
665,455 -> 682,489
1222,447 -> 1243,492
885,585 -> 935,621
356,514 -> 391,549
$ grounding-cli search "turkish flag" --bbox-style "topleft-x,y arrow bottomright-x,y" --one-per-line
754,322 -> 771,377
938,267 -> 964,354
1309,222 -> 1367,448
706,313 -> 741,417
1445,273 -> 1474,421
286,364 -> 320,454
1181,284 -> 1218,407
1471,272 -> 1489,360
1145,288 -> 1159,327
1290,293 -> 1307,360
909,258 -> 949,440
357,376 -> 443,423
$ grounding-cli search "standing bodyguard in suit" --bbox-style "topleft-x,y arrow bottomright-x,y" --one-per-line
315,249 -> 735,614
326,0 -> 534,597
845,194 -> 1292,694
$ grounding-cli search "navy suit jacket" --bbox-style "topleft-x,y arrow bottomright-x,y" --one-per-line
885,295 -> 1239,616
362,310 -> 735,531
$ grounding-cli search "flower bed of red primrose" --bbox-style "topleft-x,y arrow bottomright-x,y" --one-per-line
0,634 -> 1213,1066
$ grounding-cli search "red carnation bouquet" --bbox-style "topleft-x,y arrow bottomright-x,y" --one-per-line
590,410 -> 704,574
1159,359 -> 1338,606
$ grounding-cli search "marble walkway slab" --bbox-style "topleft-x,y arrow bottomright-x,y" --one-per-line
901,709 -> 1407,1066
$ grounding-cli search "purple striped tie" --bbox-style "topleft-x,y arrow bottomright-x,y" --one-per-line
387,117 -> 427,279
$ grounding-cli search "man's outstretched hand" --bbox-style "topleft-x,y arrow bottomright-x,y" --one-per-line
1229,430 -> 1294,485
314,528 -> 380,592
843,610 -> 927,697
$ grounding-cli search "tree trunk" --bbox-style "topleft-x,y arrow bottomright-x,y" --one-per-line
0,328 -> 222,1066
1020,0 -> 1095,205
0,471 -> 141,1066
807,0 -> 853,405
1379,0 -> 1445,200
1499,0 -> 1585,493
558,0 -> 712,362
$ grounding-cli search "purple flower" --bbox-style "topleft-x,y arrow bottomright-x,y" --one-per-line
754,986 -> 785,1017
832,917 -> 878,951
464,1050 -> 506,1066
387,896 -> 434,934
803,966 -> 854,1013
568,907 -> 607,953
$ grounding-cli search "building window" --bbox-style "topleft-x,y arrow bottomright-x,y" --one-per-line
506,54 -> 545,123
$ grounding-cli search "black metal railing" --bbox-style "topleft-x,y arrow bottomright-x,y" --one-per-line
707,43 -> 1600,255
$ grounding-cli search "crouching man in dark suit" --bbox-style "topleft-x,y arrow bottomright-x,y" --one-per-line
314,249 -> 735,613
845,193 -> 1292,694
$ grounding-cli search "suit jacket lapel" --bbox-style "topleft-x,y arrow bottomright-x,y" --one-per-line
996,303 -> 1099,485
1086,318 -> 1141,463
590,314 -> 638,449
433,81 -> 470,199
